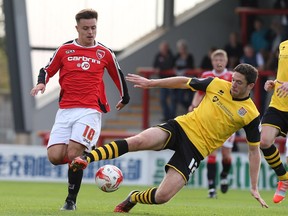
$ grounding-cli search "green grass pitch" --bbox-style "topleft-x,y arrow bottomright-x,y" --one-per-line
0,181 -> 287,216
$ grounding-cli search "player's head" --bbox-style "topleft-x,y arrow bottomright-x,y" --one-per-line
75,9 -> 98,23
211,49 -> 228,73
230,63 -> 258,98
75,9 -> 98,47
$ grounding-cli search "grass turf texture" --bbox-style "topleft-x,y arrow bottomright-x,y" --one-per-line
0,181 -> 287,216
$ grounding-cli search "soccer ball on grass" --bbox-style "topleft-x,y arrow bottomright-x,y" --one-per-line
95,164 -> 123,192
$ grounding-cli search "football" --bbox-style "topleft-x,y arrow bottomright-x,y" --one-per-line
95,164 -> 124,192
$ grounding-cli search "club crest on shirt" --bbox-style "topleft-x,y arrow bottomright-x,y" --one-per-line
96,50 -> 105,60
212,96 -> 219,102
238,107 -> 247,117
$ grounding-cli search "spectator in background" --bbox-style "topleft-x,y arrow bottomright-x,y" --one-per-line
266,49 -> 279,73
268,19 -> 286,53
224,32 -> 243,69
250,17 -> 270,60
199,47 -> 217,70
274,0 -> 288,37
266,19 -> 286,73
239,0 -> 259,40
240,44 -> 266,115
240,44 -> 264,70
153,41 -> 176,121
174,39 -> 195,112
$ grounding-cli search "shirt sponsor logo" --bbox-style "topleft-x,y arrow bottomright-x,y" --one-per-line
68,56 -> 98,63
81,62 -> 90,70
66,50 -> 75,54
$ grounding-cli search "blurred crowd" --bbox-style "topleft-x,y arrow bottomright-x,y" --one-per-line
152,6 -> 288,120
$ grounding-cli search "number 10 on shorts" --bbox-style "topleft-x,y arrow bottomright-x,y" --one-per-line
82,125 -> 95,142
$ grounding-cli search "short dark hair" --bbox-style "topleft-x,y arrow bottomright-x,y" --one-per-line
233,63 -> 258,84
75,9 -> 98,23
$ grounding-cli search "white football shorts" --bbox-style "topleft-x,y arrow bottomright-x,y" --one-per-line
223,132 -> 236,148
47,108 -> 102,151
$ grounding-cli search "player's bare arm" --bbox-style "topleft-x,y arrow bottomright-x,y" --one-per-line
188,91 -> 204,112
126,73 -> 189,89
248,145 -> 269,208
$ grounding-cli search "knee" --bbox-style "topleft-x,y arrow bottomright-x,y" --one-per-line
260,135 -> 273,149
127,135 -> 145,151
47,154 -> 62,165
222,151 -> 231,161
47,148 -> 68,165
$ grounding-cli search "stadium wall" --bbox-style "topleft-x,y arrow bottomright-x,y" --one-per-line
0,144 -> 282,190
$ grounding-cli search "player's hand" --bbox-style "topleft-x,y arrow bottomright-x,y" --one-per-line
116,100 -> 127,111
250,188 -> 269,208
30,83 -> 46,96
276,81 -> 288,98
126,73 -> 151,89
264,80 -> 276,92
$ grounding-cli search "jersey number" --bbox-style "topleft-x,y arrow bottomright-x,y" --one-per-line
189,158 -> 198,174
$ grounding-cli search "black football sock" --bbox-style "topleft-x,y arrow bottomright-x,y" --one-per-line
66,167 -> 83,203
261,144 -> 288,181
207,162 -> 217,189
130,187 -> 158,204
220,158 -> 231,179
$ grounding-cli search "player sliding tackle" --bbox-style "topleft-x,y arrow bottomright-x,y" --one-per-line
71,63 -> 268,212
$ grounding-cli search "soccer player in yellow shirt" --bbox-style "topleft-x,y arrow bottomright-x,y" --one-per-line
261,39 -> 288,204
71,63 -> 268,212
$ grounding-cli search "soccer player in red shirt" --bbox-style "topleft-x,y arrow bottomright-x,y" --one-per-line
189,49 -> 235,198
30,9 -> 130,210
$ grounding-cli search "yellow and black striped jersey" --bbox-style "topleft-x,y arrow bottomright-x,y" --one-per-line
175,77 -> 260,158
269,40 -> 288,111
